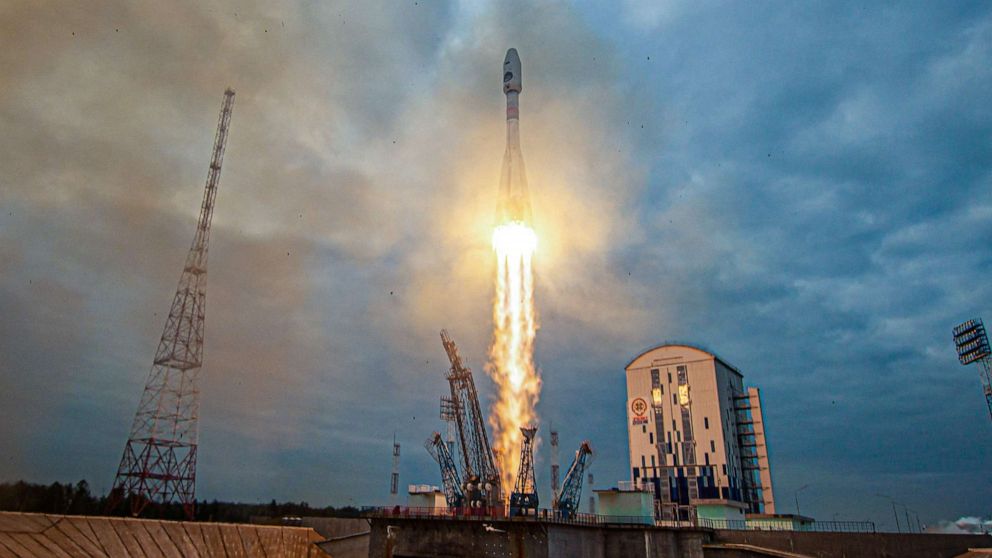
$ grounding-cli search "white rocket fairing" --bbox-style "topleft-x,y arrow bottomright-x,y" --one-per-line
497,48 -> 532,225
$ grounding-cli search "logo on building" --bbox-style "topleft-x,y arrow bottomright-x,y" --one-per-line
631,397 -> 648,416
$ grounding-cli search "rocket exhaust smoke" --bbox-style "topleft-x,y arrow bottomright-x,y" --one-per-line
488,48 -> 541,492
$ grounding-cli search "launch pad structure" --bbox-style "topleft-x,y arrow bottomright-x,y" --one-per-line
426,328 -> 596,521
508,426 -> 538,517
438,330 -> 503,510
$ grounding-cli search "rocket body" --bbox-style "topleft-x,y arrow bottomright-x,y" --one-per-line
497,48 -> 532,225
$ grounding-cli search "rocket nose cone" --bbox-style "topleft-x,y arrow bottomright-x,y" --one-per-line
503,48 -> 522,94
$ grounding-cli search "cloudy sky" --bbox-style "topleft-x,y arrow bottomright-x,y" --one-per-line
2,0 -> 990,527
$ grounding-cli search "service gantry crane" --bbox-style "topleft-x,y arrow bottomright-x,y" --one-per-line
439,329 -> 502,509
554,441 -> 593,519
509,426 -> 538,517
425,431 -> 464,508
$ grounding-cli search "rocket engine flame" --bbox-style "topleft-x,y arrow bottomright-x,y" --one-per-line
489,220 -> 540,491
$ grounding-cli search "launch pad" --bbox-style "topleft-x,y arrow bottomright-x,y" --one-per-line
363,513 -> 991,558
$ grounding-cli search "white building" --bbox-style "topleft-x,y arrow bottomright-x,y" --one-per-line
625,344 -> 775,522
407,485 -> 446,509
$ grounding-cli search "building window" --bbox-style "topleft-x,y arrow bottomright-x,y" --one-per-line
704,453 -> 710,465
642,425 -> 646,433
672,419 -> 676,431
642,455 -> 646,467
660,385 -> 664,394
704,417 -> 709,429
651,455 -> 656,466
649,432 -> 654,444
710,440 -> 716,452
668,372 -> 672,383
722,464 -> 727,475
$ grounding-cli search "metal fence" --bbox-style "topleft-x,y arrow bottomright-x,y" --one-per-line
363,506 -> 875,533
363,506 -> 652,527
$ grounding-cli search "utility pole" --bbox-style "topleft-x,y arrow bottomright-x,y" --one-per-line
108,89 -> 235,519
876,494 -> 901,532
794,484 -> 809,517
588,473 -> 595,514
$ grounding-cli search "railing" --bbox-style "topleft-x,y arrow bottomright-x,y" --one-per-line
616,481 -> 653,492
698,518 -> 876,533
362,506 -> 653,527
363,507 -> 876,533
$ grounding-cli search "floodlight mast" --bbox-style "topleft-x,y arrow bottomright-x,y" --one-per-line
952,318 -> 992,424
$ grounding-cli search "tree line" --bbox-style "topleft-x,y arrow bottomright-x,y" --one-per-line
0,480 -> 361,523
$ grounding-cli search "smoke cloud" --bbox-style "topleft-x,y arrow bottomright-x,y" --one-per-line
926,517 -> 992,535
1,0 -> 991,524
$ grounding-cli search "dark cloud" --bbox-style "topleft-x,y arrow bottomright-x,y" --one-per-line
1,0 -> 990,526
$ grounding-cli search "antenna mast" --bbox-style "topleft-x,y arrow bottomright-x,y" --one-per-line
109,89 -> 235,519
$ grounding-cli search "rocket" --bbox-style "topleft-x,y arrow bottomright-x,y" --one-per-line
497,48 -> 532,225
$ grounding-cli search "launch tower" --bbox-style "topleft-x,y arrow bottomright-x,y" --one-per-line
440,330 -> 502,509
509,426 -> 538,517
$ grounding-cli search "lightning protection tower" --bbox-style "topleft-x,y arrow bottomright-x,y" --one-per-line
550,427 -> 560,502
953,318 -> 992,424
109,89 -> 235,519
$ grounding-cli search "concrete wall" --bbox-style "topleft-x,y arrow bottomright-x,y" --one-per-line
300,517 -> 369,539
595,489 -> 654,523
697,503 -> 746,521
368,517 -> 992,558
368,517 -> 712,558
317,531 -> 371,558
369,517 -> 550,558
712,529 -> 992,558
548,525 -> 603,558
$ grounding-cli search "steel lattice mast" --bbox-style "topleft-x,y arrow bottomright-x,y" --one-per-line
109,89 -> 235,518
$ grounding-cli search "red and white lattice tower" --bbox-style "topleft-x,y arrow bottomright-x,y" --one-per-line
109,89 -> 235,518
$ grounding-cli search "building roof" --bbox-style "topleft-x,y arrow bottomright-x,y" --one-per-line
625,342 -> 744,377
0,511 -> 329,557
